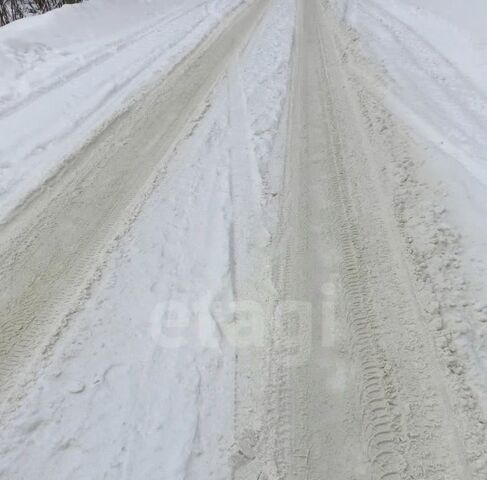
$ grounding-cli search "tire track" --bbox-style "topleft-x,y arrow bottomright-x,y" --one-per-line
269,0 -> 474,478
339,31 -> 487,478
314,1 -> 468,476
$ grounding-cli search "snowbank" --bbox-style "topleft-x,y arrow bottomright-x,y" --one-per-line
0,0 -> 241,222
332,0 -> 487,190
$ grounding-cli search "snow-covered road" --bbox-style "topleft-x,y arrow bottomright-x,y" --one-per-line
1,0 -> 487,478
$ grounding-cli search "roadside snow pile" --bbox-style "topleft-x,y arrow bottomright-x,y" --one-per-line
0,0 -> 241,222
332,0 -> 487,189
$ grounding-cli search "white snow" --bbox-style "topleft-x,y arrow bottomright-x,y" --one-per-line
3,0 -> 487,475
333,0 -> 487,189
0,0 -> 296,477
0,0 -> 242,222
332,0 -> 487,294
332,0 -> 487,424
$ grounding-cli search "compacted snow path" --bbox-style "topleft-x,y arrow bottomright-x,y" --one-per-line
1,0 -> 487,479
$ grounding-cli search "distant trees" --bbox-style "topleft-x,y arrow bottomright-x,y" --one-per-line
0,0 -> 23,25
0,0 -> 83,26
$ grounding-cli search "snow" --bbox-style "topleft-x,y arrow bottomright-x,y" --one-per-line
0,0 -> 296,477
331,0 -> 487,292
332,0 -> 487,432
2,0 -> 487,475
333,0 -> 487,190
0,0 -> 242,223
